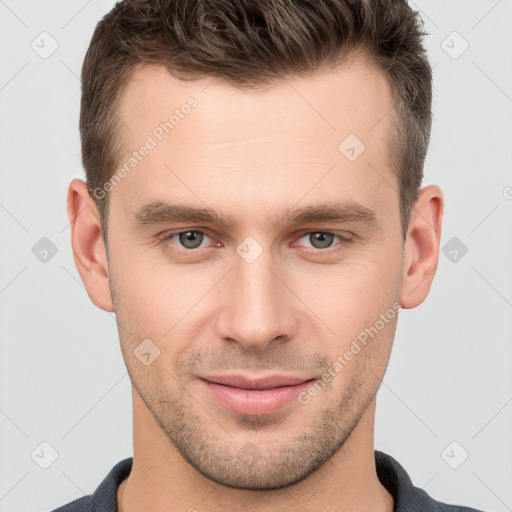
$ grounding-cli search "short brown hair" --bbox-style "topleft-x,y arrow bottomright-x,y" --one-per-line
80,0 -> 432,246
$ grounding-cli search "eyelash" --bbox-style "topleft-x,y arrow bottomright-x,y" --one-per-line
158,229 -> 353,254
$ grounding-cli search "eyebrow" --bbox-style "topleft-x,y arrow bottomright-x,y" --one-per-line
132,200 -> 378,230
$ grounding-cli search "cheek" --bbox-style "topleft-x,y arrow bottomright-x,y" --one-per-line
300,257 -> 400,353
111,245 -> 178,316
296,258 -> 400,374
111,257 -> 214,366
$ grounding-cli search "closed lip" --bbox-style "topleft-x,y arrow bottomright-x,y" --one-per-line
199,374 -> 315,390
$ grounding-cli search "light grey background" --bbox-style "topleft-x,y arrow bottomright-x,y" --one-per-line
0,1 -> 510,511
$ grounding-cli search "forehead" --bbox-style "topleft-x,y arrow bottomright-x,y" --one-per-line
110,55 -> 398,225
118,54 -> 394,143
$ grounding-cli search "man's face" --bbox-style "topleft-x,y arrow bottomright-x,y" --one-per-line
106,56 -> 404,489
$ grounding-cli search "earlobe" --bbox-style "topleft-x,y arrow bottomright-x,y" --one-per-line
67,178 -> 114,312
399,185 -> 444,309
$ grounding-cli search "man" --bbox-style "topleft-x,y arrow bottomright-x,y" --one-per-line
54,0 -> 485,511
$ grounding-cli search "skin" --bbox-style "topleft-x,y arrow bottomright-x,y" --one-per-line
67,52 -> 443,512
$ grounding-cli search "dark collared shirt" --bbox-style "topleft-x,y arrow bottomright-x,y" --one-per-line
51,450 -> 486,511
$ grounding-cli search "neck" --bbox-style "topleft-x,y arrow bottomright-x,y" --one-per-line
118,390 -> 393,512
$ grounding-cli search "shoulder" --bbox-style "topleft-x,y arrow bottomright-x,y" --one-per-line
50,457 -> 133,512
429,497 -> 488,512
51,495 -> 93,512
374,450 -> 488,512
407,489 -> 488,512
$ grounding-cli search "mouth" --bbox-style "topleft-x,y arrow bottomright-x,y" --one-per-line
198,374 -> 316,415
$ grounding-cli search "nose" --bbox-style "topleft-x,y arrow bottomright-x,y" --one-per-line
214,248 -> 299,352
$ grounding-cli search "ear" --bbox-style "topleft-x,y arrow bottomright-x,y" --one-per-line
67,178 -> 114,312
400,184 -> 444,309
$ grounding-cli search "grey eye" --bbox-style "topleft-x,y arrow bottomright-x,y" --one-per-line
307,232 -> 335,249
178,231 -> 205,249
